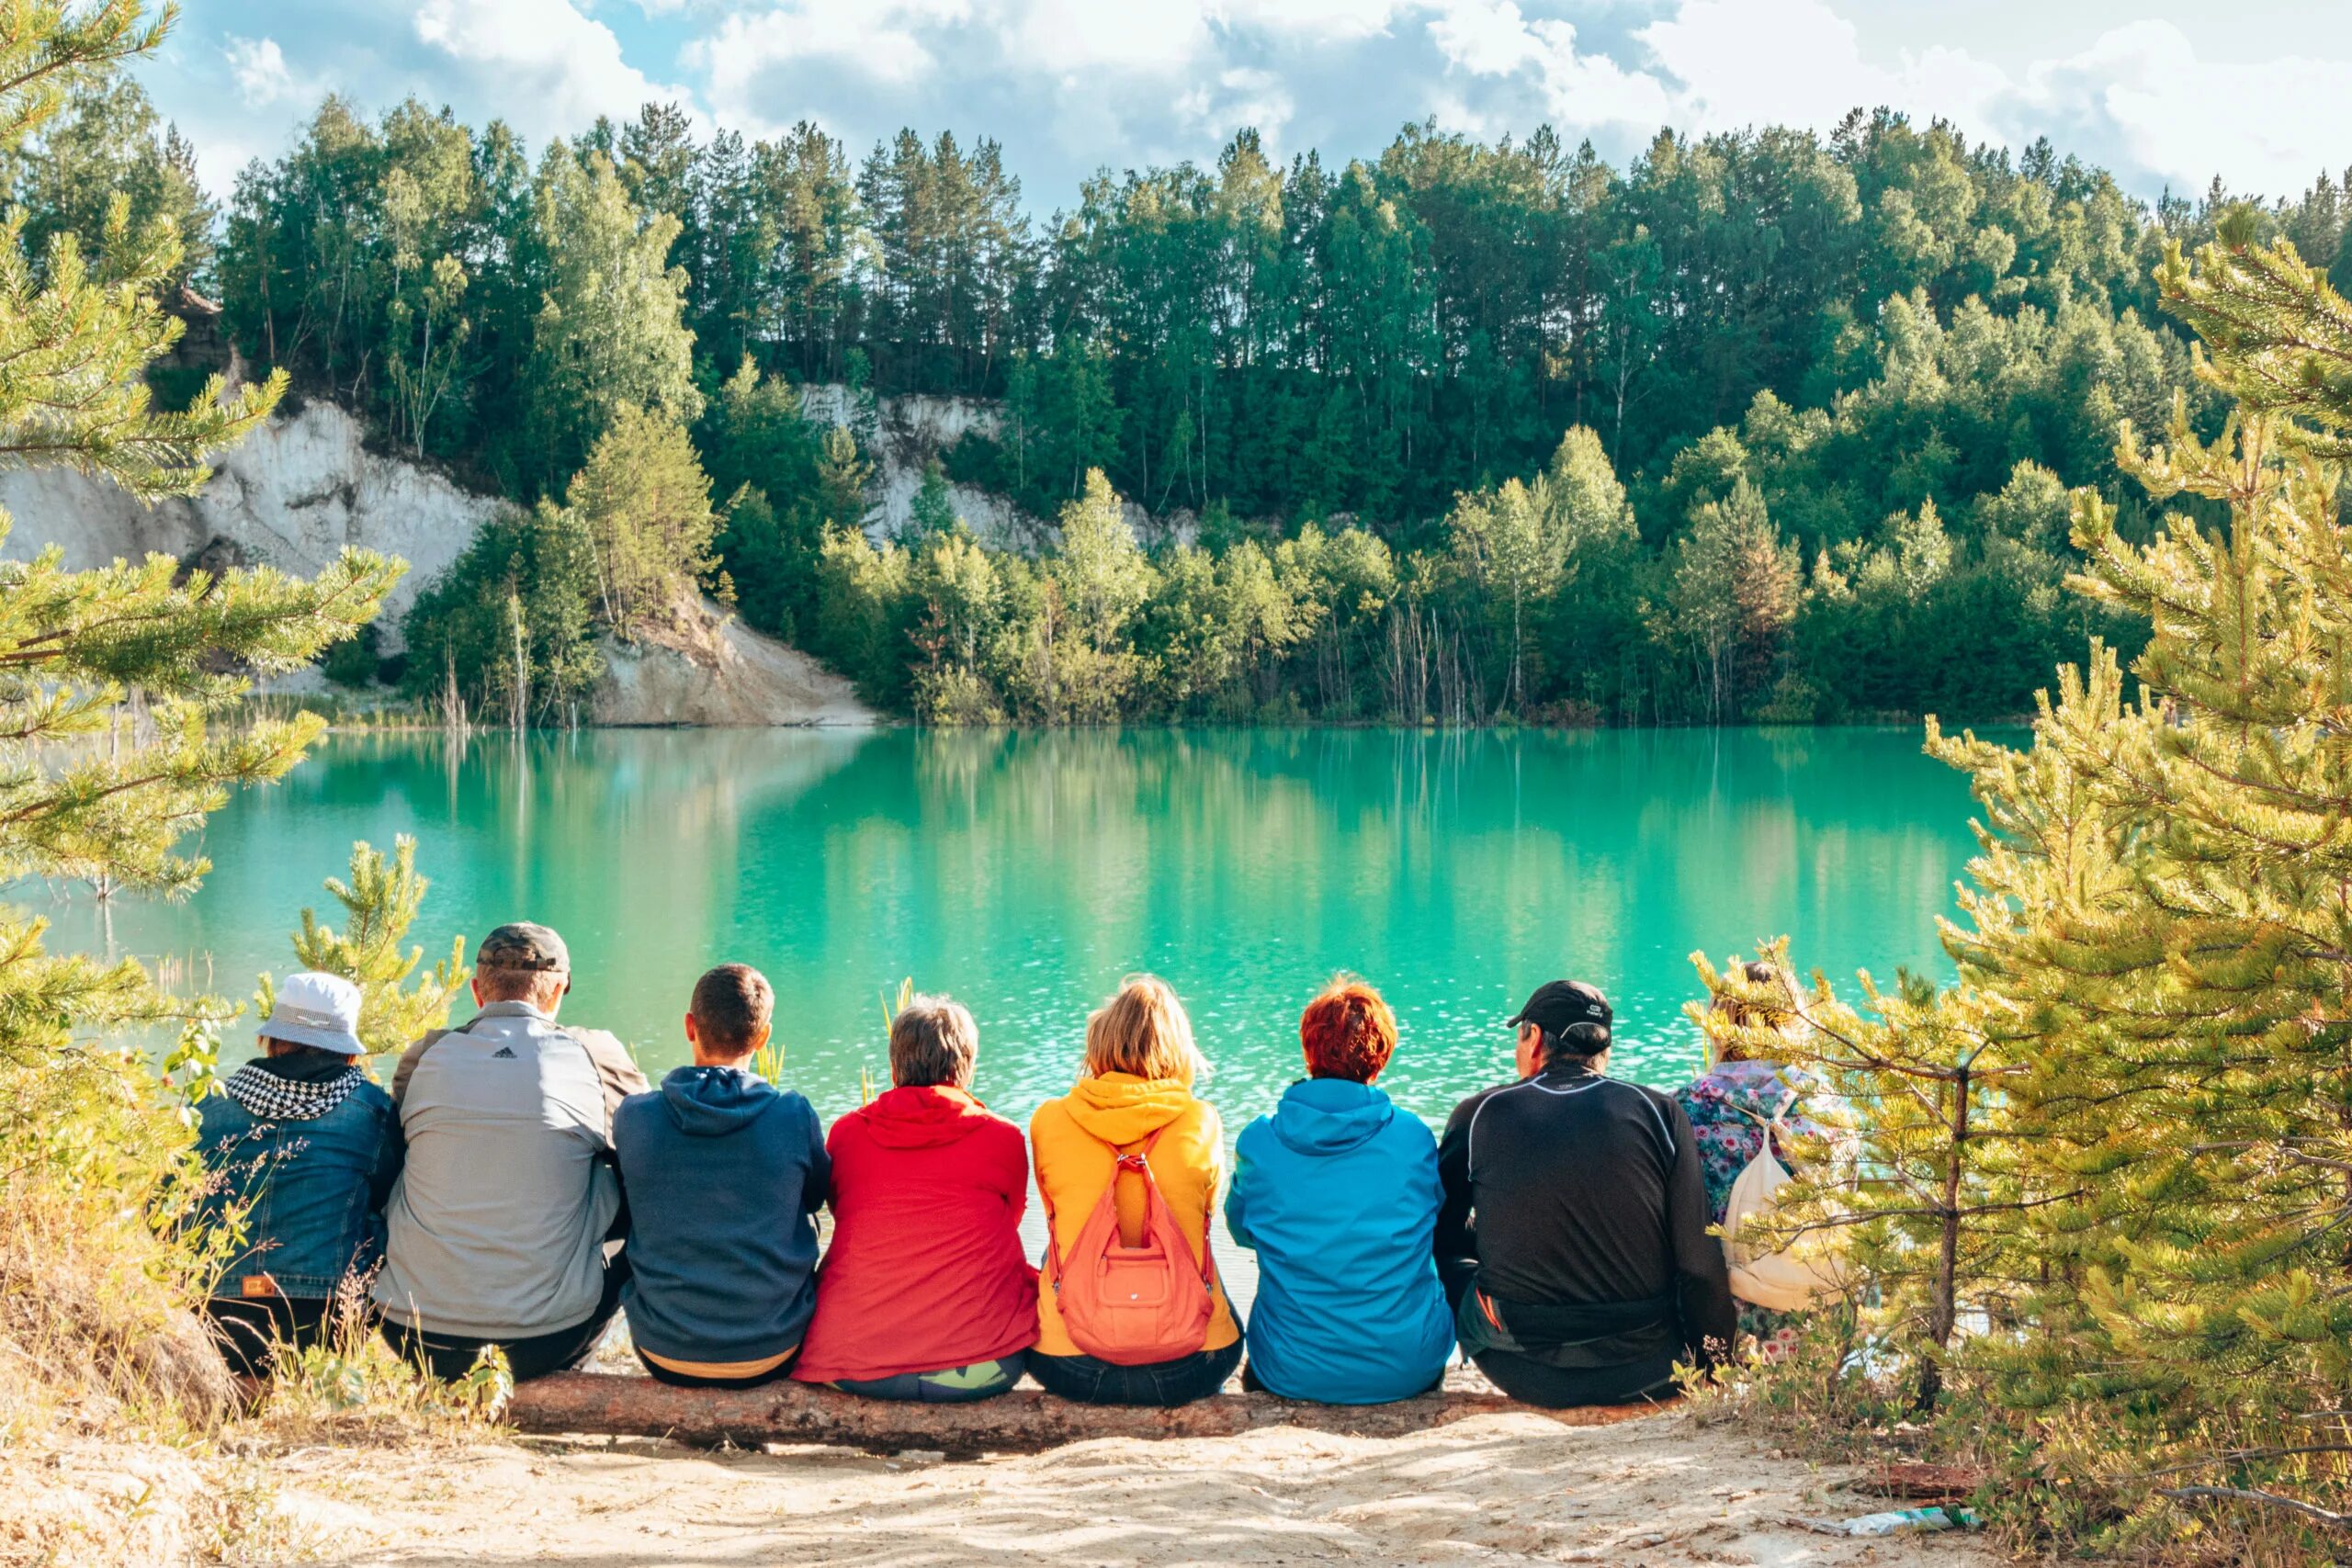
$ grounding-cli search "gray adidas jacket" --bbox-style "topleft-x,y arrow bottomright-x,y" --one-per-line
373,1001 -> 650,1339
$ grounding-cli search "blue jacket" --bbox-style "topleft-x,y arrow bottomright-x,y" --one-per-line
195,1061 -> 402,1300
614,1066 -> 830,1365
1225,1078 -> 1454,1403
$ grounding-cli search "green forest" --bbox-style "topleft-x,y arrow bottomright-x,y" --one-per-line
33,76 -> 2352,724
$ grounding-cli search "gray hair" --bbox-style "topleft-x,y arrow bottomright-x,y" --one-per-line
889,994 -> 979,1089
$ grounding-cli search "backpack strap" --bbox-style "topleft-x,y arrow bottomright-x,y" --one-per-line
1041,1121 -> 1215,1292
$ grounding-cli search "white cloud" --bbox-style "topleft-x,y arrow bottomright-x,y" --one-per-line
143,0 -> 2352,209
222,36 -> 300,108
2001,21 -> 2352,196
1213,0 -> 1406,39
1015,0 -> 1210,73
412,0 -> 700,142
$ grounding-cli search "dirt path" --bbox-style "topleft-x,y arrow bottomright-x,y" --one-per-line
277,1407 -> 1998,1568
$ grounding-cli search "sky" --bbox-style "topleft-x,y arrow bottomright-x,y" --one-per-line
149,0 -> 2352,209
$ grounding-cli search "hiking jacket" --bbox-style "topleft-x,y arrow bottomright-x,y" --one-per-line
1226,1077 -> 1454,1403
374,1002 -> 649,1339
792,1084 -> 1036,1383
1030,1072 -> 1241,1359
1437,1063 -> 1736,1371
196,1055 -> 402,1300
615,1066 -> 830,1367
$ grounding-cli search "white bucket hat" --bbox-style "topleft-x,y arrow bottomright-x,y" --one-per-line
260,971 -> 367,1056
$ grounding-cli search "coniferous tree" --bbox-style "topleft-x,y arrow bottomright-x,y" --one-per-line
266,836 -> 469,1058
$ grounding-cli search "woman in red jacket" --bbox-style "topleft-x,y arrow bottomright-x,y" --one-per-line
794,995 -> 1038,1400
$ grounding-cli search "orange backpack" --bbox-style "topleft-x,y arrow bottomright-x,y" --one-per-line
1043,1125 -> 1216,1366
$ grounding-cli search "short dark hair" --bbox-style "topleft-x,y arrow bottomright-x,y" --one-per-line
889,995 -> 978,1089
1540,1021 -> 1612,1065
690,964 -> 774,1056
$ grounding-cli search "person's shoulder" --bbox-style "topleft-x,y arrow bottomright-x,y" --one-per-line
1183,1095 -> 1225,1139
610,1084 -> 662,1132
1442,1078 -> 1514,1132
1379,1102 -> 1440,1152
349,1075 -> 395,1111
1231,1109 -> 1276,1157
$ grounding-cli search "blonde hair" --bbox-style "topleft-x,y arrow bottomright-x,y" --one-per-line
1082,975 -> 1205,1086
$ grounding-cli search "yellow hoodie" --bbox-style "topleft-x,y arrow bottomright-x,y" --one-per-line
1029,1072 -> 1240,1359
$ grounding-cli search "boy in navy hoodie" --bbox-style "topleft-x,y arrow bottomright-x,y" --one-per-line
613,964 -> 829,1387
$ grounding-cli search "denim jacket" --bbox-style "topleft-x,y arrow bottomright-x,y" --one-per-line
195,1063 -> 404,1300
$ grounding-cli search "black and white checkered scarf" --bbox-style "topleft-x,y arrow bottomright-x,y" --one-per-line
221,1061 -> 364,1122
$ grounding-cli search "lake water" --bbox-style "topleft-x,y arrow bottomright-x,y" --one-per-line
73,725 -> 1984,1129
64,725 -> 1987,1317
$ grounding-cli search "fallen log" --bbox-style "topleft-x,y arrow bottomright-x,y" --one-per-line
508,1372 -> 1675,1456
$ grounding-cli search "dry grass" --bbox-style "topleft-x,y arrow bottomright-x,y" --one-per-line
0,1052 -> 499,1566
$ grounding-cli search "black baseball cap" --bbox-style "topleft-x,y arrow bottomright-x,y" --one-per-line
1509,980 -> 1612,1037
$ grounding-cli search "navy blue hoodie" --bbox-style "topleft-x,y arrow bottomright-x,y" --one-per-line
614,1066 -> 830,1364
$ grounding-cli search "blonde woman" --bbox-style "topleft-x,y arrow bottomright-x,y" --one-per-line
1028,976 -> 1243,1405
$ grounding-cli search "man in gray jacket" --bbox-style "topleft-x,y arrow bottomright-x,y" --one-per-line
375,922 -> 650,1382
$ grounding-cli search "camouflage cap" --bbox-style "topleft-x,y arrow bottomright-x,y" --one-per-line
475,921 -> 570,974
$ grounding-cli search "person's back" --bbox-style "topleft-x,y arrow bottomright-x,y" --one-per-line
615,964 -> 825,1388
796,996 -> 1035,1400
196,972 -> 399,1377
1226,979 -> 1452,1404
1436,980 -> 1734,1407
1029,976 -> 1242,1407
378,1002 -> 619,1336
375,923 -> 648,1382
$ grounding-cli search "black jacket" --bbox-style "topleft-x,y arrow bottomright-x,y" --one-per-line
1436,1063 -> 1737,1368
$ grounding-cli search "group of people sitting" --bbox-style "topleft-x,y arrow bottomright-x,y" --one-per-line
194,920 -> 1837,1410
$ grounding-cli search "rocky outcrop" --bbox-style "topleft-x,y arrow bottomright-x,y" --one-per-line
0,398 -> 875,725
798,382 -> 1042,546
591,596 -> 874,728
0,400 -> 497,651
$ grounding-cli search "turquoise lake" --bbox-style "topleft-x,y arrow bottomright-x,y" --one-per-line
66,726 -> 1988,1133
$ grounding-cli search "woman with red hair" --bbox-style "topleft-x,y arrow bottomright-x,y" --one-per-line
1222,977 -> 1453,1403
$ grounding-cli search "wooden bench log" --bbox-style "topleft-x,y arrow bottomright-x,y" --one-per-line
509,1372 -> 1676,1456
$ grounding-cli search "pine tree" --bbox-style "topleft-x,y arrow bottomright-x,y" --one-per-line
0,0 -> 399,1437
265,837 -> 469,1058
0,6 -> 400,1065
1927,216 -> 2352,1525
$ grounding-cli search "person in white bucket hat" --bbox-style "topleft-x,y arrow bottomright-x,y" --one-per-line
190,971 -> 403,1382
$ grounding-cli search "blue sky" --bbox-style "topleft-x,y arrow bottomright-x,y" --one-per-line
149,0 -> 2352,208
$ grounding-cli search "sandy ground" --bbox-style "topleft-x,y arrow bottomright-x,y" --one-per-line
272,1406 -> 2000,1568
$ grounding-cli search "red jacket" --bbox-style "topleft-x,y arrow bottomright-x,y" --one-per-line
792,1085 -> 1038,1382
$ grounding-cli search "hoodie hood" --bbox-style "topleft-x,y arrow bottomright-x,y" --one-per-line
659,1064 -> 779,1137
1064,1071 -> 1196,1145
1270,1077 -> 1395,1156
860,1083 -> 995,1149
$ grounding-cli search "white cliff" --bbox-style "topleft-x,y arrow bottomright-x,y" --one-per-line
0,400 -> 498,649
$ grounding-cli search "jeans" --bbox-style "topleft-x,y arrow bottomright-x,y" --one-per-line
832,1352 -> 1028,1404
1441,1255 -> 1680,1409
382,1254 -> 628,1383
1469,1346 -> 1679,1408
1028,1339 -> 1242,1407
205,1295 -> 345,1380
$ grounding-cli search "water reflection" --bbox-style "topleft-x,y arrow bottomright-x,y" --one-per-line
65,726 -> 1981,1135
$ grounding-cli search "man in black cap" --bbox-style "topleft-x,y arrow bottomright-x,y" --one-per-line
375,921 -> 650,1382
1433,978 -> 1735,1407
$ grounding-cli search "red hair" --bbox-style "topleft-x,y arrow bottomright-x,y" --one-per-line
1299,978 -> 1397,1085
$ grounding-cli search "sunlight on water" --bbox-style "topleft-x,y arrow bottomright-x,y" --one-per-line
62,725 -> 1992,1313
